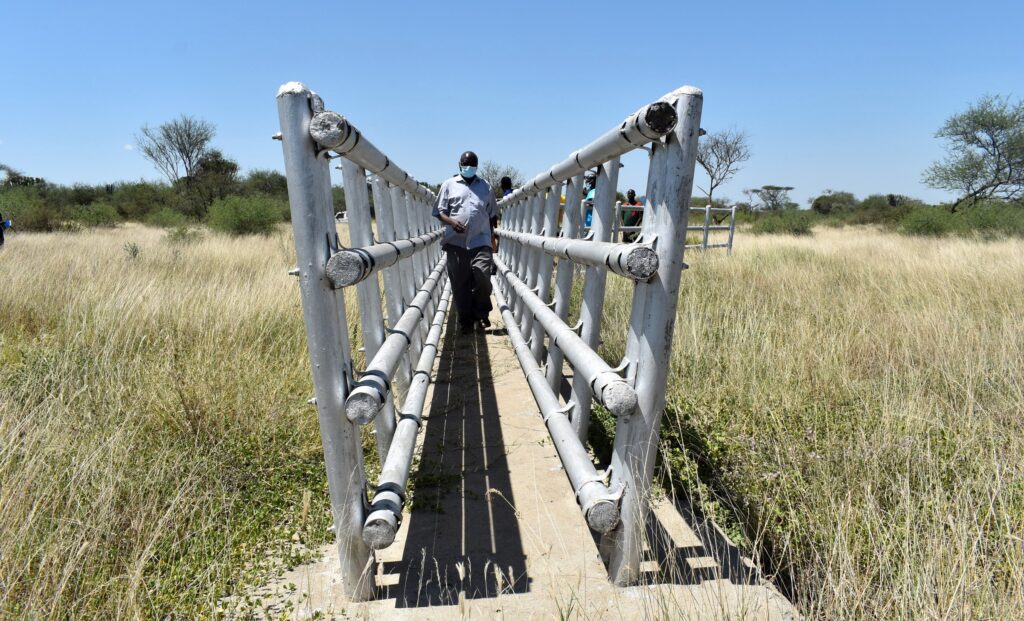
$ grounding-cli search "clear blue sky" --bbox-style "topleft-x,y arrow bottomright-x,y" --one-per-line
2,0 -> 1022,206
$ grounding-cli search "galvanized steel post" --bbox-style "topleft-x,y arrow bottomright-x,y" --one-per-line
339,158 -> 398,458
570,156 -> 620,442
276,82 -> 374,600
601,86 -> 703,585
545,173 -> 584,392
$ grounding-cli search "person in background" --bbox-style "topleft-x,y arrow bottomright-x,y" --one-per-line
432,150 -> 498,335
500,176 -> 513,197
0,213 -> 11,248
621,189 -> 643,242
582,171 -> 597,228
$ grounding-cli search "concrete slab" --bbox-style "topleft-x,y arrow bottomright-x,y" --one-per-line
250,301 -> 798,620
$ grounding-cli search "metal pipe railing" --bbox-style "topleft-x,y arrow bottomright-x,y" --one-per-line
345,257 -> 448,424
493,254 -> 636,418
499,99 -> 679,207
602,85 -> 704,586
495,229 -> 658,281
370,176 -> 412,393
276,81 -> 374,600
492,279 -> 621,534
310,110 -> 434,202
570,156 -> 620,442
326,230 -> 444,287
362,280 -> 452,549
545,178 -> 584,392
338,157 -> 398,458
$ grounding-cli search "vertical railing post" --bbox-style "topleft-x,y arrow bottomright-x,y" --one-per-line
529,184 -> 562,362
276,83 -> 374,600
702,202 -> 712,249
601,87 -> 703,585
612,201 -> 622,242
371,177 -> 412,395
569,156 -> 620,442
546,173 -> 584,392
727,204 -> 737,256
339,159 -> 397,458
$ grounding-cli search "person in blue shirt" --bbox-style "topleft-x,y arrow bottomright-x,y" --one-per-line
582,171 -> 597,228
500,176 -> 513,197
0,213 -> 11,248
432,151 -> 499,335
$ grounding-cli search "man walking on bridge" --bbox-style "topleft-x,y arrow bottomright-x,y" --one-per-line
432,150 -> 498,335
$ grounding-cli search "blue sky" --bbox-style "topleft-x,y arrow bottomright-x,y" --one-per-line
2,0 -> 1022,206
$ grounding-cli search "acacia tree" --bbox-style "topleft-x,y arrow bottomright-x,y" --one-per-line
135,115 -> 215,185
478,160 -> 524,198
696,129 -> 751,208
747,185 -> 795,211
924,95 -> 1024,211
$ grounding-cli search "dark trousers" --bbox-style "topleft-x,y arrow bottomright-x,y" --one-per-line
444,244 -> 493,324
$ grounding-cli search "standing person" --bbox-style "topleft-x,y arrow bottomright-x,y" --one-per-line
432,151 -> 498,335
0,213 -> 10,249
500,176 -> 513,197
621,189 -> 643,242
582,171 -> 597,228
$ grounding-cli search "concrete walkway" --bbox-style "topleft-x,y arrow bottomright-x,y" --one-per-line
257,301 -> 798,620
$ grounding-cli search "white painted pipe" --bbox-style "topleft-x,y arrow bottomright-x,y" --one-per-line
492,279 -> 621,533
326,230 -> 443,287
498,99 -> 678,208
345,257 -> 448,424
494,229 -> 658,281
310,110 -> 434,202
362,281 -> 452,549
493,254 -> 636,418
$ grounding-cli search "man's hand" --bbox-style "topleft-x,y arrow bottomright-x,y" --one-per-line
439,214 -> 466,234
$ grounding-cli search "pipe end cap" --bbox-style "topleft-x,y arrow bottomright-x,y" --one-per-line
346,391 -> 383,424
326,251 -> 365,287
362,512 -> 398,549
602,382 -> 638,417
626,246 -> 659,281
309,110 -> 348,149
586,499 -> 621,534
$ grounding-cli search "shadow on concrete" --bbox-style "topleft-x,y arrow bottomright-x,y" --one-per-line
635,493 -> 761,587
381,316 -> 530,606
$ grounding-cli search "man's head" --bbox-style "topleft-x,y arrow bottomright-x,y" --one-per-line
459,151 -> 478,179
627,189 -> 636,202
584,171 -> 597,190
500,176 -> 512,192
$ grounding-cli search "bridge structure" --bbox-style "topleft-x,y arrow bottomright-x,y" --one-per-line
274,82 -> 789,616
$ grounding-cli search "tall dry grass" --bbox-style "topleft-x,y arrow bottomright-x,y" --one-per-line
0,224 -> 367,618
596,226 -> 1024,618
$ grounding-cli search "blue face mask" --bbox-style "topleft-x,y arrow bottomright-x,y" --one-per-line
460,166 -> 477,178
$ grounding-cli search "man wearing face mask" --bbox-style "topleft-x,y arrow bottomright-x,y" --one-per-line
432,150 -> 499,335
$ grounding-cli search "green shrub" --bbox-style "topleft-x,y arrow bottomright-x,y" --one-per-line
109,182 -> 177,220
70,201 -> 120,228
145,207 -> 190,228
207,195 -> 282,236
0,186 -> 60,232
901,206 -> 956,236
751,210 -> 814,236
959,201 -> 1024,238
164,226 -> 204,245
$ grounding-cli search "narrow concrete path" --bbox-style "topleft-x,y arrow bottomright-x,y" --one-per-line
259,300 -> 797,619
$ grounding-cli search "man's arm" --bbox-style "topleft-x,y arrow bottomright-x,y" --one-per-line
431,183 -> 466,233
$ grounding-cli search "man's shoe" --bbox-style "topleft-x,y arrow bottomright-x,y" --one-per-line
460,322 -> 474,335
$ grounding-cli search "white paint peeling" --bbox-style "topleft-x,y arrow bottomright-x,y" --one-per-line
276,81 -> 309,98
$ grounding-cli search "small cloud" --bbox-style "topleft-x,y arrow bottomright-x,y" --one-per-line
123,144 -> 135,151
